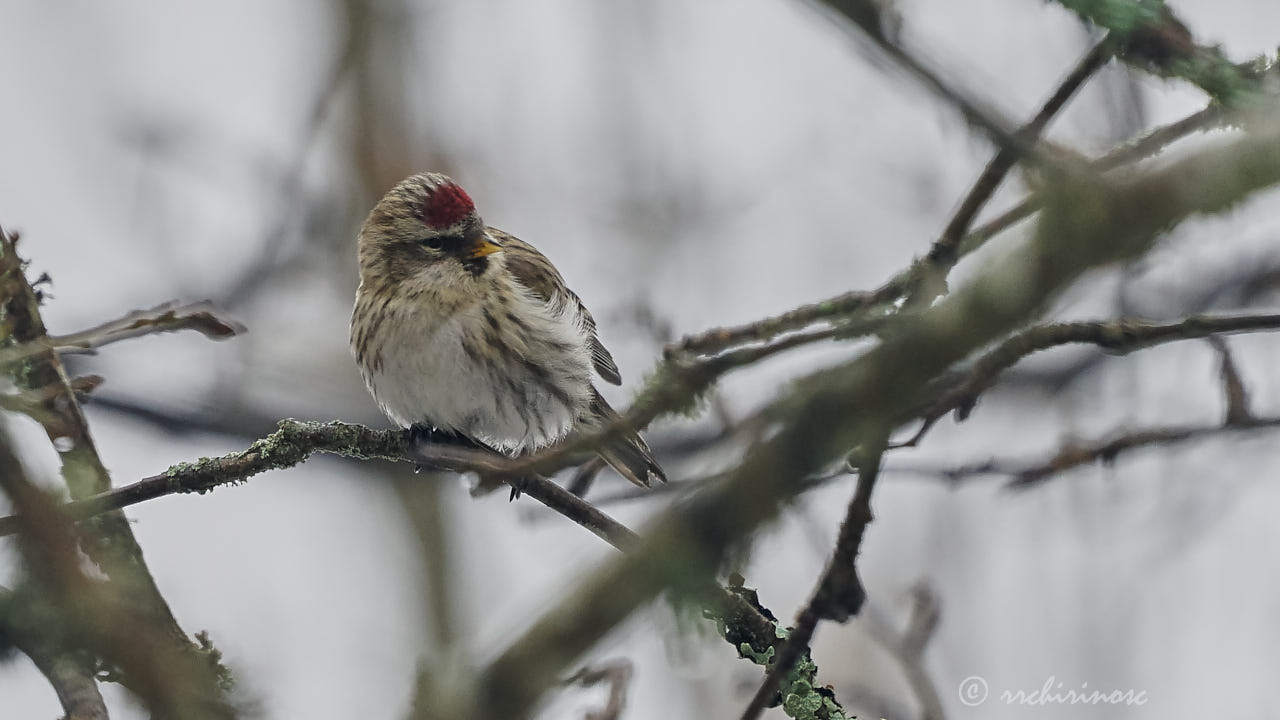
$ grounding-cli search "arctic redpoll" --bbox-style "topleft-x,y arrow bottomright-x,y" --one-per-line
350,172 -> 664,487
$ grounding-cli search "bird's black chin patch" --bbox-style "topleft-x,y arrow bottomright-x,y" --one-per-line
462,255 -> 490,277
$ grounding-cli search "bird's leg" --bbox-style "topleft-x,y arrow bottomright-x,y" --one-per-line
407,425 -> 531,501
407,424 -> 474,473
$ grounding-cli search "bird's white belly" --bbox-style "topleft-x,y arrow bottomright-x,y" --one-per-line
366,297 -> 594,451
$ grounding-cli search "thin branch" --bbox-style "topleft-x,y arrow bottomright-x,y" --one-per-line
2,584 -> 111,720
860,586 -> 945,720
216,18 -> 362,308
565,456 -> 607,498
956,104 -> 1227,256
739,441 -> 884,720
931,37 -> 1113,266
562,660 -> 633,720
672,101 -> 1227,361
670,290 -> 879,356
671,18 -> 1111,363
1208,336 -> 1252,424
817,0 -> 1060,171
900,313 -> 1280,448
1093,104 -> 1225,172
888,415 -> 1280,489
0,301 -> 243,367
893,586 -> 944,720
1006,419 -> 1280,489
0,375 -> 103,426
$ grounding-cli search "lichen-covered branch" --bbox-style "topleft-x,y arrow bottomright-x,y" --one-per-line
739,442 -> 883,720
468,103 -> 1280,720
1051,0 -> 1274,105
0,429 -> 234,719
0,228 -> 236,715
0,418 -> 836,718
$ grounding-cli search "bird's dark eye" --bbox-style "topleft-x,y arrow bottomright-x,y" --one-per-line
422,233 -> 464,251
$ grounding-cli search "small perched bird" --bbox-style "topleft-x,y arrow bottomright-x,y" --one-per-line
350,172 -> 665,487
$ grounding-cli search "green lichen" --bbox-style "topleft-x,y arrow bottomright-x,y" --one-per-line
739,641 -> 775,665
711,583 -> 853,720
1053,0 -> 1268,107
195,630 -> 236,692
1057,0 -> 1166,33
780,654 -> 850,720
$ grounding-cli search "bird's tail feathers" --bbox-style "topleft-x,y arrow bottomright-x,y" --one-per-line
589,391 -> 666,488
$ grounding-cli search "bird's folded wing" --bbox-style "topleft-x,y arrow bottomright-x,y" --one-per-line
490,227 -> 623,385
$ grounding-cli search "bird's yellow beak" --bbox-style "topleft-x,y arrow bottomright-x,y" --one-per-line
464,237 -> 502,259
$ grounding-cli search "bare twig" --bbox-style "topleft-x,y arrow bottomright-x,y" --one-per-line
888,415 -> 1280,489
863,586 -> 945,720
216,16 -> 362,308
899,313 -> 1280,449
818,1 -> 1060,171
1208,336 -> 1252,425
897,586 -> 944,720
563,660 -> 633,720
1005,419 -> 1280,488
931,38 -> 1113,266
0,375 -> 103,425
956,104 -> 1227,256
0,301 -> 243,367
566,456 -> 608,498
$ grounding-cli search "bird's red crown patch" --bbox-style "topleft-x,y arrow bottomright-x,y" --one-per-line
421,182 -> 475,229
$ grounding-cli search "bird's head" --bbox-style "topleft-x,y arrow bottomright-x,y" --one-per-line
356,172 -> 503,287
